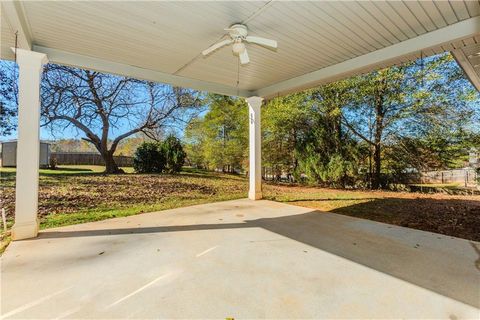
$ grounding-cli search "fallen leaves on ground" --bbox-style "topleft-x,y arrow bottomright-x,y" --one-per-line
263,184 -> 480,241
2,172 -> 247,219
2,172 -> 479,241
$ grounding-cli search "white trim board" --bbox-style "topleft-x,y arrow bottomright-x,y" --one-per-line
33,46 -> 254,98
452,49 -> 480,92
1,2 -> 32,50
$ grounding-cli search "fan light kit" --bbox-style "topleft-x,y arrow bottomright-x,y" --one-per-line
202,24 -> 277,65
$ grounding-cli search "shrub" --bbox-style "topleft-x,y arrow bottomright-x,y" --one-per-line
477,168 -> 480,190
49,156 -> 57,170
133,142 -> 165,173
162,135 -> 186,173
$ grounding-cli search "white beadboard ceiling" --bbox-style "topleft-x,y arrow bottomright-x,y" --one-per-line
1,1 -> 480,97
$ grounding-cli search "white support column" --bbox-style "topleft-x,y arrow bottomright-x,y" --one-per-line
11,48 -> 48,240
246,96 -> 263,200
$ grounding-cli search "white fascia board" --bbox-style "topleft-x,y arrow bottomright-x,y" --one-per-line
33,46 -> 253,97
451,49 -> 480,92
1,1 -> 32,50
255,16 -> 480,99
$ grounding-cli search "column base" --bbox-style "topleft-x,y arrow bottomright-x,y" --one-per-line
248,191 -> 263,200
11,220 -> 39,240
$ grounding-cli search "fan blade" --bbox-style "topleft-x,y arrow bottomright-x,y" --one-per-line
202,39 -> 233,56
239,48 -> 250,65
245,36 -> 277,49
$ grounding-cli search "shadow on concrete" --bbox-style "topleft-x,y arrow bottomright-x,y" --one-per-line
253,211 -> 480,309
38,208 -> 480,308
39,223 -> 248,238
283,198 -> 377,202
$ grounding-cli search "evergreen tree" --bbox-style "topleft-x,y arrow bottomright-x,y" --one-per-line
184,94 -> 248,173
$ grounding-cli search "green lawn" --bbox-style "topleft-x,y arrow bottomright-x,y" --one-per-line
410,183 -> 461,188
0,165 -> 135,176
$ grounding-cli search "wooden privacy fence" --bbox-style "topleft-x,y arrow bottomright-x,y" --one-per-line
51,152 -> 134,167
419,168 -> 477,187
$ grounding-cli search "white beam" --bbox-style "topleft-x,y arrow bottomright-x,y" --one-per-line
11,48 -> 48,240
33,46 -> 253,98
246,96 -> 263,200
452,49 -> 480,92
1,2 -> 32,50
256,17 -> 480,98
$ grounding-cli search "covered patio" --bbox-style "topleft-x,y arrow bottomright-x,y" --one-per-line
1,1 -> 480,240
1,1 -> 480,318
2,199 -> 479,318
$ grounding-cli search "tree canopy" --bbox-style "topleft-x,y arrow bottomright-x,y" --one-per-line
184,53 -> 479,188
184,94 -> 248,172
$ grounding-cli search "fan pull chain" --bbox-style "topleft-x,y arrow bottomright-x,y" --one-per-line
236,58 -> 240,97
420,51 -> 424,88
14,31 -> 18,63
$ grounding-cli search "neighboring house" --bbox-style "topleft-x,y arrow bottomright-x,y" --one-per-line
0,140 -> 50,168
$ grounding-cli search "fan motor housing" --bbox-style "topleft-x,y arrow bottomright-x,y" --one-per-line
228,24 -> 248,38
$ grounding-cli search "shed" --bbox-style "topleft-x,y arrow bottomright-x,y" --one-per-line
0,140 -> 50,168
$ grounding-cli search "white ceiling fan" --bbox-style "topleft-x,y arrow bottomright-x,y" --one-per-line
202,24 -> 277,65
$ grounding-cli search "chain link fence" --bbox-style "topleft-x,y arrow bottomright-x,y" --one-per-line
419,168 -> 477,187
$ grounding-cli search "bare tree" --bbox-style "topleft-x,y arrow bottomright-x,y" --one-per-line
0,61 -> 18,136
41,64 -> 201,173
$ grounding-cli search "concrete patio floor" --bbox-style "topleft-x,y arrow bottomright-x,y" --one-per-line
1,199 -> 479,319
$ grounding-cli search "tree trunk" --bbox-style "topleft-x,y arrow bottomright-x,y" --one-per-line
372,143 -> 381,189
368,146 -> 373,188
103,151 -> 121,174
372,83 -> 385,189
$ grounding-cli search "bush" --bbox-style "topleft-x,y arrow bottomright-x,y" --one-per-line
133,142 -> 165,173
162,135 -> 186,173
477,168 -> 480,190
49,156 -> 58,170
133,137 -> 186,174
